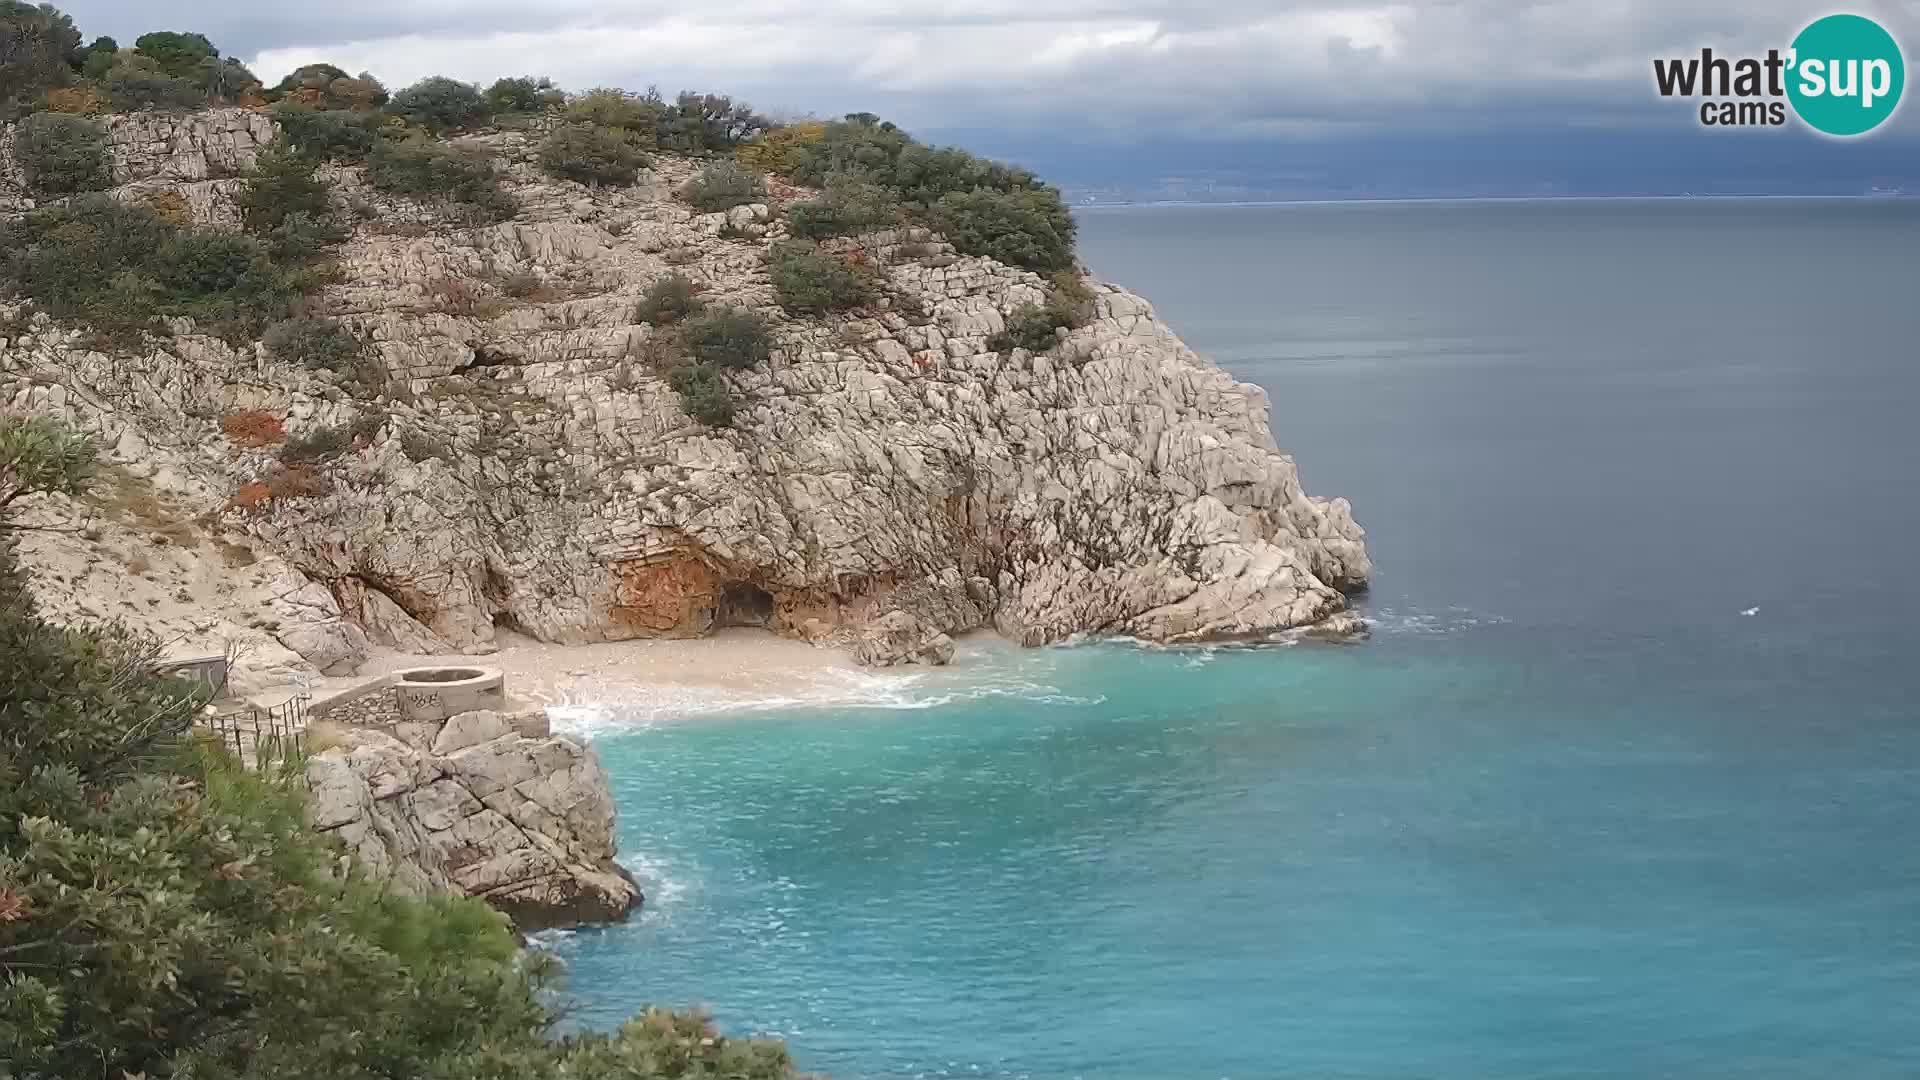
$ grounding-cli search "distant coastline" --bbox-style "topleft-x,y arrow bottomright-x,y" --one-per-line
1070,191 -> 1917,210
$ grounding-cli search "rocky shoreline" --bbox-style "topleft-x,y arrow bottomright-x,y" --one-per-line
2,107 -> 1368,694
303,691 -> 641,930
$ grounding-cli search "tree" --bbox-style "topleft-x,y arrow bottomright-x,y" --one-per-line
386,75 -> 491,133
131,29 -> 215,75
0,1 -> 80,119
73,32 -> 114,79
485,75 -> 561,114
102,51 -> 207,111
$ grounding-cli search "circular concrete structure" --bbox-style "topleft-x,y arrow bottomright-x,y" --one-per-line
392,666 -> 507,723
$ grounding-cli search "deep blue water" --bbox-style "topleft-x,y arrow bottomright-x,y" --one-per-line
546,199 -> 1920,1078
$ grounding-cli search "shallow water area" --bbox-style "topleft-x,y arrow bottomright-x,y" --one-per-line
542,198 -> 1920,1079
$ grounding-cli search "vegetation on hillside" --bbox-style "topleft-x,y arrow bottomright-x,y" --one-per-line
0,413 -> 807,1078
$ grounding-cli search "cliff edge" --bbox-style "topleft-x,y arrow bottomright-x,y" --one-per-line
1,109 -> 1368,681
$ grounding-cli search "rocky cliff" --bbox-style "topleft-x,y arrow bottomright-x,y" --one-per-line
1,109 -> 1368,683
304,705 -> 641,930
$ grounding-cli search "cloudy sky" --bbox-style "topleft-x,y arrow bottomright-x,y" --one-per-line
47,2 -> 1912,133
51,1 -> 1920,192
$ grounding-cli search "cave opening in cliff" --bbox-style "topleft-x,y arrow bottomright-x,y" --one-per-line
717,582 -> 775,629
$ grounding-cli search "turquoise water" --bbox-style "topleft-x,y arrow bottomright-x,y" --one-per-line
546,199 -> 1920,1078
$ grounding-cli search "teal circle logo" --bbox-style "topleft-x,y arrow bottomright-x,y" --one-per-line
1787,14 -> 1905,136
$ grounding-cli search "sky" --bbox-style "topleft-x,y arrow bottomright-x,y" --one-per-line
52,1 -> 1920,196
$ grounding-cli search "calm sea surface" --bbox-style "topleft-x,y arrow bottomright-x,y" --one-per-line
548,199 -> 1920,1078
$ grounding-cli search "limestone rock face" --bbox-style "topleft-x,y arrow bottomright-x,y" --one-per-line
853,610 -> 957,667
1,111 -> 1371,674
305,710 -> 641,929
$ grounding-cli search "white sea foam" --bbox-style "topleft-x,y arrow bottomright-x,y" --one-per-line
1364,605 -> 1509,635
545,639 -> 1107,734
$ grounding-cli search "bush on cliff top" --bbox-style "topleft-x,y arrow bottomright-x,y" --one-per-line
778,113 -> 1077,272
385,74 -> 491,133
271,63 -> 387,111
0,415 -> 805,1080
538,121 -> 648,187
11,111 -> 110,195
485,75 -> 563,115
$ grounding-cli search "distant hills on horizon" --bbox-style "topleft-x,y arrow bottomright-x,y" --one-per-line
922,126 -> 1920,204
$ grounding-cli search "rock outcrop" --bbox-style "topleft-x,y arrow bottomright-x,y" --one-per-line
1,109 -> 1369,684
304,707 -> 641,930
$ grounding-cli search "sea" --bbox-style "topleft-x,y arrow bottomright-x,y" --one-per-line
538,198 -> 1920,1079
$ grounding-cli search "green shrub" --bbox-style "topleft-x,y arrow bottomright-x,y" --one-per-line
780,114 -> 1078,271
658,91 -> 771,154
132,30 -> 217,78
0,196 -> 312,345
236,141 -> 347,261
102,53 -> 207,112
785,174 -> 899,239
933,187 -> 1076,272
633,272 -> 704,325
986,274 -> 1095,354
735,120 -> 827,176
264,316 -> 361,371
682,159 -> 766,212
988,303 -> 1063,353
386,75 -> 490,133
484,75 -> 562,114
564,87 -> 664,138
768,240 -> 877,315
12,112 -> 110,195
367,139 -> 517,224
685,307 -> 772,370
669,363 -> 735,426
278,424 -> 347,463
1047,269 -> 1096,325
271,103 -> 383,161
538,122 -> 647,186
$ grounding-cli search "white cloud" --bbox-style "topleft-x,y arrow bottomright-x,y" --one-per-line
53,0 -> 1920,136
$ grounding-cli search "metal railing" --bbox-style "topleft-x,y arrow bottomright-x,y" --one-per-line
201,692 -> 311,771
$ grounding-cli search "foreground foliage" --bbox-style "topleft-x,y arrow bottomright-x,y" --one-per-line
0,414 -> 807,1079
